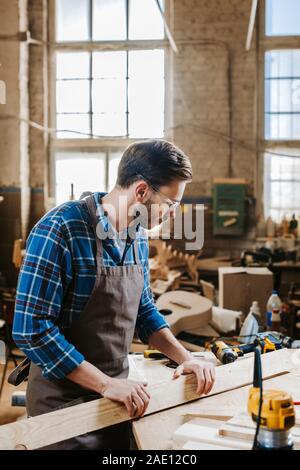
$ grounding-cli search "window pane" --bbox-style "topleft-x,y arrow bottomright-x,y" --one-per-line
292,80 -> 300,112
266,114 -> 278,139
278,115 -> 292,139
129,0 -> 164,40
56,80 -> 90,113
293,114 -> 300,138
57,52 -> 90,79
92,79 -> 126,114
265,80 -> 278,112
56,114 -> 90,138
55,152 -> 106,204
108,152 -> 122,191
56,0 -> 89,42
93,113 -> 127,136
92,52 -> 127,136
93,0 -> 126,40
93,51 -> 126,78
128,50 -> 164,137
266,0 -> 300,36
92,52 -> 127,116
265,50 -> 300,139
278,80 -> 292,112
264,151 -> 300,222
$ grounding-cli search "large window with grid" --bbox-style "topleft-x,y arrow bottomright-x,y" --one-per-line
263,0 -> 300,221
51,0 -> 167,204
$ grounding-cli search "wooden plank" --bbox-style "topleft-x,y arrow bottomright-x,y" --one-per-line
173,419 -> 251,450
219,423 -> 255,440
183,407 -> 243,420
133,370 -> 300,450
0,349 -> 294,450
229,411 -> 300,429
182,440 -> 232,450
219,422 -> 300,450
224,411 -> 300,437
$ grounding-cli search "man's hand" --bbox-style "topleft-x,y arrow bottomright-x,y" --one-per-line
173,360 -> 215,395
100,377 -> 151,418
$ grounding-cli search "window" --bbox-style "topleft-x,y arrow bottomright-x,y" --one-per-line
55,150 -> 122,205
265,50 -> 300,140
54,0 -> 165,139
263,1 -> 300,220
266,0 -> 300,37
56,0 -> 164,42
56,49 -> 165,139
55,151 -> 106,204
264,150 -> 300,222
51,0 -> 167,204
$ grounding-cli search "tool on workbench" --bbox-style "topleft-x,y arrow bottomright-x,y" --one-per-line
211,331 -> 297,365
143,349 -> 178,368
143,349 -> 168,359
249,347 -> 295,450
211,341 -> 240,364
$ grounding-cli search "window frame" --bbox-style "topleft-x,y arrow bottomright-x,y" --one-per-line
258,0 -> 300,219
47,0 -> 174,202
259,0 -> 300,146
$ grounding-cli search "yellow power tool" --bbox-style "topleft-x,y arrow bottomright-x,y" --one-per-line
249,348 -> 295,450
212,332 -> 284,365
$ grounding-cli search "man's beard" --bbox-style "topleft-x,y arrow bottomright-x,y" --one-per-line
133,198 -> 162,230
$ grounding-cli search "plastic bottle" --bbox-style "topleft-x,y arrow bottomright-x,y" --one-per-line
266,216 -> 275,237
289,214 -> 298,236
271,308 -> 281,332
239,301 -> 261,344
266,291 -> 282,329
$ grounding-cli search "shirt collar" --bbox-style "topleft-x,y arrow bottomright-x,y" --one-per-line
92,192 -> 140,241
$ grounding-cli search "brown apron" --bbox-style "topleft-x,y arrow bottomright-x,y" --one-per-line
26,194 -> 144,450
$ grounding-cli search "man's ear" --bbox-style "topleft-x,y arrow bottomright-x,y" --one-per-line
135,181 -> 150,202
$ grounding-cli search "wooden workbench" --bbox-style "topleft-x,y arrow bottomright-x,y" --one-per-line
0,349 -> 298,450
129,352 -> 300,450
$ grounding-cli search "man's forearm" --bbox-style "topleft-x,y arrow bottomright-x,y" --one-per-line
67,329 -> 191,393
148,327 -> 193,365
66,360 -> 110,395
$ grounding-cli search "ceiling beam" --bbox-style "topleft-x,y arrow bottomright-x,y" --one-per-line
246,0 -> 259,51
155,0 -> 178,54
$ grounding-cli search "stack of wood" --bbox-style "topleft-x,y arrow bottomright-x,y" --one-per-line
172,411 -> 300,450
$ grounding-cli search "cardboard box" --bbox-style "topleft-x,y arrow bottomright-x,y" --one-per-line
218,267 -> 274,320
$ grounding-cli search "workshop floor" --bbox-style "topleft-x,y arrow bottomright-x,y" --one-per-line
0,361 -> 27,425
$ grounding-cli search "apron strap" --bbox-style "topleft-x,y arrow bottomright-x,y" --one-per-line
133,238 -> 140,265
81,195 -> 104,263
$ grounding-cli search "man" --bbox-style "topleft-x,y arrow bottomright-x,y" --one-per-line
13,140 -> 215,449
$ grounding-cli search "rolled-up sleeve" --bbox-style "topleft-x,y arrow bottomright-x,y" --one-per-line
12,217 -> 85,380
135,239 -> 169,344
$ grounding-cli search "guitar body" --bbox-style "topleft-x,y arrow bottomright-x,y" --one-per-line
156,290 -> 212,336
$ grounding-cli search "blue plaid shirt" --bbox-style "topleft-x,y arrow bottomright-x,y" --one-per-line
13,193 -> 169,380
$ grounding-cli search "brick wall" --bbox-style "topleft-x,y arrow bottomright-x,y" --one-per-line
172,0 -> 257,196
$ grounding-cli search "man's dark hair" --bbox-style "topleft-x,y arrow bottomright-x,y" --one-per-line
116,140 -> 192,188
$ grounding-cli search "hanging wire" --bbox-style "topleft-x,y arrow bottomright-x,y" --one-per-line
1,113 -> 300,159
